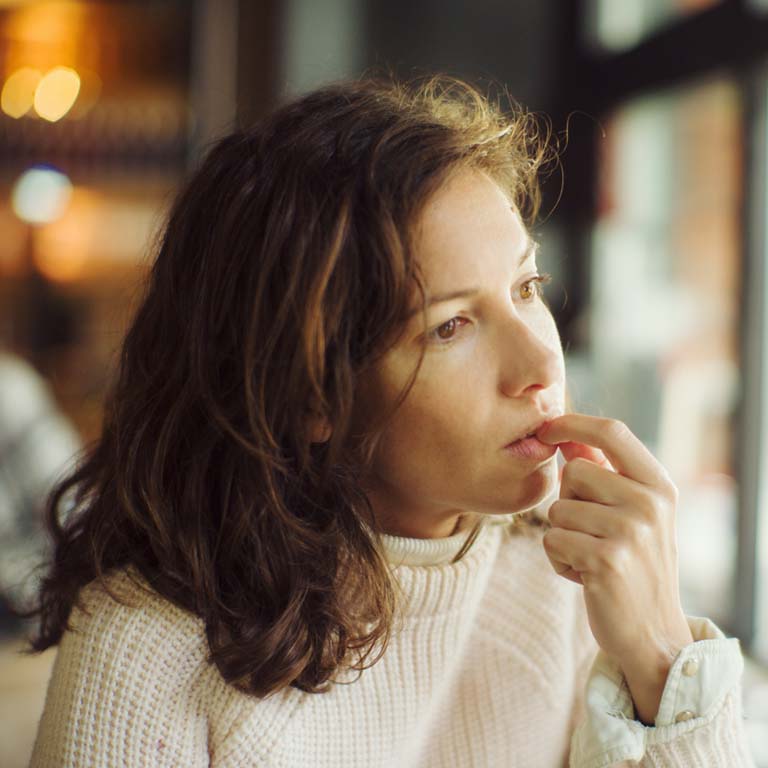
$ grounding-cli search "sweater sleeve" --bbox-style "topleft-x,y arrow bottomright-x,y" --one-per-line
28,574 -> 213,768
569,614 -> 756,768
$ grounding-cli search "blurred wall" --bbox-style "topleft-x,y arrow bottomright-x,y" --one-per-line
364,0 -> 561,114
233,0 -> 562,121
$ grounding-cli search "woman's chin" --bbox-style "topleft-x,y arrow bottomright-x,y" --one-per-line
485,455 -> 559,518
527,456 -> 559,506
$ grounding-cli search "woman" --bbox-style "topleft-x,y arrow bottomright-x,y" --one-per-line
25,76 -> 753,767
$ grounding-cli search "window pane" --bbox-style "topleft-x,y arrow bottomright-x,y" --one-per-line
753,75 -> 768,664
585,77 -> 742,628
586,0 -> 722,52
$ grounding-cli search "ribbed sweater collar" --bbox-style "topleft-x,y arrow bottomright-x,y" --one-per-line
378,512 -> 521,567
376,479 -> 559,570
375,518 -> 518,618
379,527 -> 473,566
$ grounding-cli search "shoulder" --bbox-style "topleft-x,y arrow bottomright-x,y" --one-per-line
62,566 -> 215,706
33,567 -> 300,767
67,567 -> 210,680
31,568 -> 220,766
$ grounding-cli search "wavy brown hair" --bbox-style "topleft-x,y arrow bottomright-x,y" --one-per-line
22,75 -> 556,697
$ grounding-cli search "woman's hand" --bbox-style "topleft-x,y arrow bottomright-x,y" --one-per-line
535,413 -> 695,725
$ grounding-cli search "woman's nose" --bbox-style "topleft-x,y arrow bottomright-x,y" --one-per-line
498,314 -> 562,400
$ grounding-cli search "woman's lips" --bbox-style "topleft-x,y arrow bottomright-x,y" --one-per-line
503,435 -> 557,461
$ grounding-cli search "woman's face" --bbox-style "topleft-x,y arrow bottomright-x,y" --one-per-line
355,169 -> 566,538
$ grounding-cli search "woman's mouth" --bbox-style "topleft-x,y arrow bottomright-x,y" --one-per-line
503,434 -> 557,461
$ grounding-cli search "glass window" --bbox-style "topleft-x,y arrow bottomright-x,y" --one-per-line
753,75 -> 768,665
583,76 -> 742,628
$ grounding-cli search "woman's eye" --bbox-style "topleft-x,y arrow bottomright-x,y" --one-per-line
429,317 -> 469,344
518,273 -> 552,301
425,273 -> 552,347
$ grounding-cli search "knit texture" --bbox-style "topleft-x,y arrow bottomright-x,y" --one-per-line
29,519 -> 754,767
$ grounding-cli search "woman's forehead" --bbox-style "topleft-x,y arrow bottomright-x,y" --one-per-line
411,170 -> 529,283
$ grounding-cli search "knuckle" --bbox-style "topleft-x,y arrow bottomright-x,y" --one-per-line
630,493 -> 660,524
593,541 -> 630,575
662,478 -> 679,504
645,492 -> 671,522
626,486 -> 670,525
605,418 -> 630,441
625,519 -> 654,548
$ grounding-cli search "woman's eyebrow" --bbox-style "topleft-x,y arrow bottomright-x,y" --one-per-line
405,238 -> 539,320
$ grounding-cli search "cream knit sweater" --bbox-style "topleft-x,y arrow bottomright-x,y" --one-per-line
30,517 -> 755,767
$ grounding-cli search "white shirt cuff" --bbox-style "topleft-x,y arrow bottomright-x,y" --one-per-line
569,614 -> 745,768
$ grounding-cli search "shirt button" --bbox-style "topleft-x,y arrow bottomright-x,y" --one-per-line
682,659 -> 699,677
675,710 -> 696,722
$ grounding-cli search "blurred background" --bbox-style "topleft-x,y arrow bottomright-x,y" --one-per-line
0,0 -> 767,765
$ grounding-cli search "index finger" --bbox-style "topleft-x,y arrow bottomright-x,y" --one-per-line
537,413 -> 666,487
557,440 -> 612,469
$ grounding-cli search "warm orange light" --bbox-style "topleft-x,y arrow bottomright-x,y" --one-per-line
35,229 -> 89,282
34,65 -> 80,121
4,2 -> 84,74
1,66 -> 41,118
35,187 -> 97,282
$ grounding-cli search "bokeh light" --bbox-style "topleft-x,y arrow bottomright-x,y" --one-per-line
1,67 -> 42,118
34,189 -> 94,282
11,166 -> 73,225
34,66 -> 81,122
